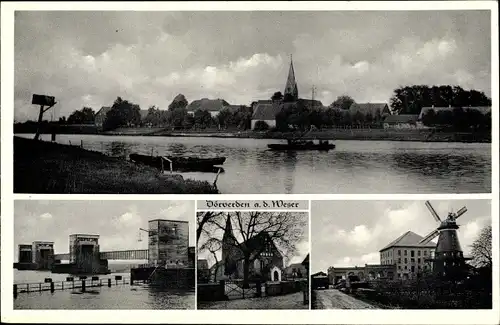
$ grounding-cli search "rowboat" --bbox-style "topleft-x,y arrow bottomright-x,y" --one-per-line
129,153 -> 226,173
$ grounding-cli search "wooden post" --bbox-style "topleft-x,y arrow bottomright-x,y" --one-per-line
50,282 -> 55,293
81,280 -> 86,293
62,282 -> 64,290
161,157 -> 164,173
13,284 -> 18,299
108,278 -> 112,287
80,140 -> 83,148
39,283 -> 42,292
34,105 -> 45,140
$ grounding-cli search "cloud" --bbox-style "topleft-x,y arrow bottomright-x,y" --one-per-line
12,11 -> 491,122
39,212 -> 53,220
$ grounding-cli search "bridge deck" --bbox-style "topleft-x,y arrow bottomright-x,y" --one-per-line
53,249 -> 148,260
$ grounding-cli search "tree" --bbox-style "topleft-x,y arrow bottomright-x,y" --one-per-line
197,211 -> 224,243
67,107 -> 95,124
331,95 -> 355,110
168,107 -> 188,129
103,97 -> 141,131
271,91 -> 284,102
253,120 -> 270,131
217,108 -> 234,129
470,225 -> 492,269
199,237 -> 222,282
194,110 -> 214,129
168,94 -> 188,111
198,211 -> 307,287
421,109 -> 436,127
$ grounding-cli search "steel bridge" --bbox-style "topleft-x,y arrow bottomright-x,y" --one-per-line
54,249 -> 149,261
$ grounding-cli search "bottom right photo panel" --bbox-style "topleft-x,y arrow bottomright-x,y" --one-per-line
311,199 -> 492,310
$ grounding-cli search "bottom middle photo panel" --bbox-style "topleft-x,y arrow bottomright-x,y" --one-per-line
196,210 -> 310,310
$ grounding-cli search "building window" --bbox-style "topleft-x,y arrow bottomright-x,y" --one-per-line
404,258 -> 407,264
398,250 -> 401,256
404,266 -> 407,270
418,250 -> 421,256
411,250 -> 414,257
398,258 -> 401,263
404,250 -> 407,256
418,258 -> 421,264
411,258 -> 415,263
424,251 -> 427,256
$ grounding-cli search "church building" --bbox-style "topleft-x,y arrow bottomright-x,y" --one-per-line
211,215 -> 284,282
251,55 -> 323,129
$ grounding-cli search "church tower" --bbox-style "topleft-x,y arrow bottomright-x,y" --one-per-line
284,55 -> 299,101
222,214 -> 237,276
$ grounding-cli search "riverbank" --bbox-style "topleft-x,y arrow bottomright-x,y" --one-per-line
14,136 -> 218,194
15,125 -> 491,143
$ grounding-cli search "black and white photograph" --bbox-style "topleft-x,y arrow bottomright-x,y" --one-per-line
13,200 -> 196,309
311,200 -> 492,309
13,10 -> 492,194
196,211 -> 309,309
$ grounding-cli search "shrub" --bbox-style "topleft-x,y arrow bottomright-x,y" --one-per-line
253,120 -> 270,131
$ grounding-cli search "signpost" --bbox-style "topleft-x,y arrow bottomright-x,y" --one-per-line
32,94 -> 57,140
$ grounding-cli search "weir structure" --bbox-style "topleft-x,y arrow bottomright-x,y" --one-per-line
15,218 -> 195,287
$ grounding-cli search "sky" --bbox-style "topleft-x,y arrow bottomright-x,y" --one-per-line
14,200 -> 195,262
311,199 -> 491,273
197,211 -> 309,268
13,10 -> 491,122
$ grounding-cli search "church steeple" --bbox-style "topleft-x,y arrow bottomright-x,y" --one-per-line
284,54 -> 299,100
221,214 -> 237,276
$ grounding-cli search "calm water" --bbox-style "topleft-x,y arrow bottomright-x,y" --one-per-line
17,134 -> 491,193
14,270 -> 195,309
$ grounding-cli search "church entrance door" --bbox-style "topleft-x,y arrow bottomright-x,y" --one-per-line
273,270 -> 279,281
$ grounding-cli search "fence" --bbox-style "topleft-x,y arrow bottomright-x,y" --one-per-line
14,275 -> 129,298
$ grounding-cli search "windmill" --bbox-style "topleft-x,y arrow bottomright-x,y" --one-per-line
418,201 -> 471,279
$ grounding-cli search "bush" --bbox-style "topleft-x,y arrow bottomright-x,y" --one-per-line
253,120 -> 270,131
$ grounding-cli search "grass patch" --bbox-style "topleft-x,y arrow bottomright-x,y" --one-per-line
14,136 -> 218,194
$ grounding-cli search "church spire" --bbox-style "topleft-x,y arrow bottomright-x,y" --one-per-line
284,54 -> 299,100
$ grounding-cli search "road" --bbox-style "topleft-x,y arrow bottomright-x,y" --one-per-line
314,289 -> 377,309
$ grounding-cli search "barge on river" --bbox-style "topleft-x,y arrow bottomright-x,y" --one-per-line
268,139 -> 335,151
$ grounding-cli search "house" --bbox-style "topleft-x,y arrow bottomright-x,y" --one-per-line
186,98 -> 230,118
418,106 -> 491,120
94,106 -> 112,127
197,259 -> 210,283
379,231 -> 436,280
211,215 -> 284,282
383,114 -> 419,129
349,103 -> 391,120
251,102 -> 282,129
298,98 -> 324,111
284,262 -> 307,279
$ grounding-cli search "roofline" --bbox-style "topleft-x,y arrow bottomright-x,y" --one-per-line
148,219 -> 189,223
70,234 -> 100,237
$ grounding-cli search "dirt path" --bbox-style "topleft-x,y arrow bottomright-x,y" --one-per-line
314,289 -> 377,309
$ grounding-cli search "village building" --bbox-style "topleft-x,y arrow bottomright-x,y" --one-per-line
383,114 -> 420,129
251,56 -> 323,129
328,264 -> 397,284
284,261 -> 308,279
94,106 -> 112,127
349,102 -> 391,120
210,215 -> 285,282
379,231 -> 435,280
187,98 -> 230,118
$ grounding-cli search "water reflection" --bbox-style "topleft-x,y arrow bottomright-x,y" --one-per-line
21,134 -> 491,194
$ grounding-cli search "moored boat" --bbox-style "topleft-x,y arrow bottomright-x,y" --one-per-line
129,153 -> 226,172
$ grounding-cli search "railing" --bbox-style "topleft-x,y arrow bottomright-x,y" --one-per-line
13,275 -> 130,298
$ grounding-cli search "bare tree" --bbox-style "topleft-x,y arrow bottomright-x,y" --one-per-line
200,211 -> 307,287
196,211 -> 224,243
470,225 -> 492,269
199,237 -> 222,282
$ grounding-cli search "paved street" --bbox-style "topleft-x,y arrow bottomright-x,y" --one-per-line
198,292 -> 308,310
314,289 -> 377,309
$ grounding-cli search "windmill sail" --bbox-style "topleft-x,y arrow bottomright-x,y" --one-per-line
419,229 -> 439,244
425,201 -> 442,222
455,206 -> 468,218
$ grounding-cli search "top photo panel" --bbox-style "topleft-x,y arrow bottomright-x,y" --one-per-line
13,10 -> 492,194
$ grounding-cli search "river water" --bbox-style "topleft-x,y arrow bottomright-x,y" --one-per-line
16,134 -> 491,194
13,270 -> 195,309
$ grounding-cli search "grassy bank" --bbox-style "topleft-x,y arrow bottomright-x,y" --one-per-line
14,136 -> 218,194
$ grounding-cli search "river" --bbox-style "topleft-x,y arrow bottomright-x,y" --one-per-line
16,134 -> 491,194
13,270 -> 195,309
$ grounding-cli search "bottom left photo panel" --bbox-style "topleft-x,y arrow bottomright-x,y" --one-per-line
12,200 -> 196,310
